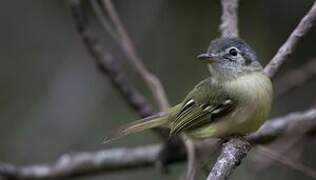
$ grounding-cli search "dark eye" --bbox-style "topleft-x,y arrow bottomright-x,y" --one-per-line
229,48 -> 238,56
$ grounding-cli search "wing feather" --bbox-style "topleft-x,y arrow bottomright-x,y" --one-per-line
170,78 -> 235,135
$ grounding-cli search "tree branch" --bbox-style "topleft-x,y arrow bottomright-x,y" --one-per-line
0,144 -> 181,180
1,108 -> 315,179
274,58 -> 316,97
256,146 -> 316,179
101,0 -> 170,111
69,0 -> 173,140
264,1 -> 316,78
89,0 -> 120,42
248,108 -> 316,144
70,0 -> 153,118
220,0 -> 239,37
206,138 -> 251,180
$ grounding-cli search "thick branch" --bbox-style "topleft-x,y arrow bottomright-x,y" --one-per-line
264,1 -> 316,78
1,108 -> 315,179
206,138 -> 251,180
220,0 -> 239,37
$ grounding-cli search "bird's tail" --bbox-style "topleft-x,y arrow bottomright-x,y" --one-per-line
104,113 -> 169,143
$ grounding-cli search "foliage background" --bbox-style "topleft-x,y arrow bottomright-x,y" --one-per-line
0,0 -> 316,179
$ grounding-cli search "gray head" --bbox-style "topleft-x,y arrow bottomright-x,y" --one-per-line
198,37 -> 262,78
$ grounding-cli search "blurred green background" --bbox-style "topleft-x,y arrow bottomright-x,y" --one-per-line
0,0 -> 316,179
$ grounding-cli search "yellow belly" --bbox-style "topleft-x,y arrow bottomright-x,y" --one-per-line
188,72 -> 273,139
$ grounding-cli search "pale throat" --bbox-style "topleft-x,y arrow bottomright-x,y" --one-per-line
208,64 -> 247,82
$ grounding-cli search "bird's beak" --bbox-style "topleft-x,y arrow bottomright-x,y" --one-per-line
197,53 -> 217,63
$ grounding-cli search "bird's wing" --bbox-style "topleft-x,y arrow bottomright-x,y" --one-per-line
170,78 -> 235,135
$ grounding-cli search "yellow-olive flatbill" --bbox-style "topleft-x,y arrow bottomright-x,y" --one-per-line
104,37 -> 273,143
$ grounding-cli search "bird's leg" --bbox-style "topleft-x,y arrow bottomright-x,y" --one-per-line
182,134 -> 197,180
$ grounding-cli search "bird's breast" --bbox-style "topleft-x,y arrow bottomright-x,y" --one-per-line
224,72 -> 273,134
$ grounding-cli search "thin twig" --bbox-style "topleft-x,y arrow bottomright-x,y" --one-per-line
252,129 -> 306,171
182,135 -> 197,180
102,0 -> 170,111
89,0 -> 120,42
257,146 -> 316,179
264,1 -> 316,78
275,58 -> 316,96
70,0 -> 153,118
1,108 -> 315,179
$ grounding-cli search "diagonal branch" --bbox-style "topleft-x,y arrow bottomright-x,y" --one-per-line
1,108 -> 316,179
248,108 -> 316,143
257,146 -> 316,179
70,0 -> 153,118
101,0 -> 170,111
89,0 -> 120,42
69,0 -> 173,140
264,1 -> 316,78
274,58 -> 316,97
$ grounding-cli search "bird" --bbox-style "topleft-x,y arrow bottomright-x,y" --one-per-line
104,37 -> 273,143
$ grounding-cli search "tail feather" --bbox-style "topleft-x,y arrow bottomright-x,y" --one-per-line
104,113 -> 168,143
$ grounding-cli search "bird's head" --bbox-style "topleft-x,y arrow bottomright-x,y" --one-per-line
198,37 -> 263,79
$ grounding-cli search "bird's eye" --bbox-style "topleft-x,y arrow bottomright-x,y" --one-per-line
229,48 -> 238,56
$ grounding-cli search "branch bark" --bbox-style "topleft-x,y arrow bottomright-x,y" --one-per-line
220,0 -> 239,37
206,138 -> 251,180
70,0 -> 153,118
248,109 -> 316,144
256,146 -> 316,179
0,145 -> 171,180
102,0 -> 170,111
274,58 -> 316,97
1,108 -> 315,179
264,1 -> 316,78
